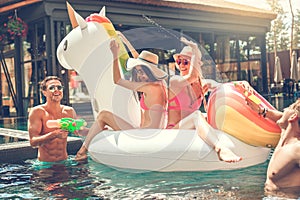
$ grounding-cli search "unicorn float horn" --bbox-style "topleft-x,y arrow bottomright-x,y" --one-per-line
67,2 -> 87,30
66,1 -> 78,28
57,2 -> 141,127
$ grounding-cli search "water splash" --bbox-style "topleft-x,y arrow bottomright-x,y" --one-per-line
142,14 -> 181,40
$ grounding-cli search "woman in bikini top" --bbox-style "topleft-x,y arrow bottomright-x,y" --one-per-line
116,32 -> 168,128
165,38 -> 242,164
139,85 -> 167,112
168,80 -> 204,112
167,37 -> 205,129
167,79 -> 205,129
138,81 -> 168,128
75,39 -> 168,160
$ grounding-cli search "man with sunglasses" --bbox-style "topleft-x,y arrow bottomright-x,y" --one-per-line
28,76 -> 78,162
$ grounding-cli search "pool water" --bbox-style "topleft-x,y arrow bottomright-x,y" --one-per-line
0,157 -> 299,199
0,117 -> 27,131
0,157 -> 264,199
0,98 -> 299,199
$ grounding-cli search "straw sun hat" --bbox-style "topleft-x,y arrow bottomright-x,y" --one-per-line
126,50 -> 167,80
173,46 -> 193,61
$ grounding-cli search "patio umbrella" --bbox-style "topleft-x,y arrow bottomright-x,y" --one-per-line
274,56 -> 283,83
290,51 -> 298,81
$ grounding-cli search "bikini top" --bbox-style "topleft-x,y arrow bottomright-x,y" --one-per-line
140,94 -> 149,110
139,84 -> 167,112
168,86 -> 203,112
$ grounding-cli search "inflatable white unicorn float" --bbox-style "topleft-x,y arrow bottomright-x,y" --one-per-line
56,2 -> 280,172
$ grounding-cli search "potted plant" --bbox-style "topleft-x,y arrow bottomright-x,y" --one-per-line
1,15 -> 28,46
5,15 -> 28,41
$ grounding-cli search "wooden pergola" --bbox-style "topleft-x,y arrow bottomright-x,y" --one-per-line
0,0 -> 276,117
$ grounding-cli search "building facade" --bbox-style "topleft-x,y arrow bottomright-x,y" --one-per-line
0,0 -> 276,117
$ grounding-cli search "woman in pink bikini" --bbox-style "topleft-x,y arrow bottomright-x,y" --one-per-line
168,37 -> 242,163
166,39 -> 205,129
76,39 -> 168,160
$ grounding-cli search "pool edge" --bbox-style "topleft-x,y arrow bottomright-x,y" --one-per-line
0,128 -> 83,163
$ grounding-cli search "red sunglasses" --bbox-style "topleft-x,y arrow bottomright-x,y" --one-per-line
176,59 -> 190,66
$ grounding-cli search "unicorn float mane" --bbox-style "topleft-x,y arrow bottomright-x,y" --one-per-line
57,2 -> 140,126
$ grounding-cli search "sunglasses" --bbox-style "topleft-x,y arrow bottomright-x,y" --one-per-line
134,66 -> 146,75
176,59 -> 190,66
48,85 -> 64,92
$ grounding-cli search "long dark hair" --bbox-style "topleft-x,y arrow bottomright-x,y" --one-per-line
131,65 -> 159,100
132,65 -> 157,82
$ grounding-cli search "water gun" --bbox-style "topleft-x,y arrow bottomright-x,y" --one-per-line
46,118 -> 87,133
234,82 -> 261,105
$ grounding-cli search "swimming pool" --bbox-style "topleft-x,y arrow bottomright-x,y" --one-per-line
0,99 -> 299,199
0,117 -> 27,131
0,135 -> 27,144
0,157 -> 299,199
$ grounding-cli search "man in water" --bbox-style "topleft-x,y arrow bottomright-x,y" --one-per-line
247,97 -> 300,192
28,76 -> 78,162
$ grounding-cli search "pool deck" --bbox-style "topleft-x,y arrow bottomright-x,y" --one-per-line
0,101 -> 93,164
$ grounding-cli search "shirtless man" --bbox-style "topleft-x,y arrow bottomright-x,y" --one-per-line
247,98 -> 300,192
28,76 -> 77,162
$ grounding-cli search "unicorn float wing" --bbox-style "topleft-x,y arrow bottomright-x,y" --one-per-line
57,2 -> 140,126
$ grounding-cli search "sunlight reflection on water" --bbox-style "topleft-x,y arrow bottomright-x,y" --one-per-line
0,157 -> 271,199
0,98 -> 298,199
